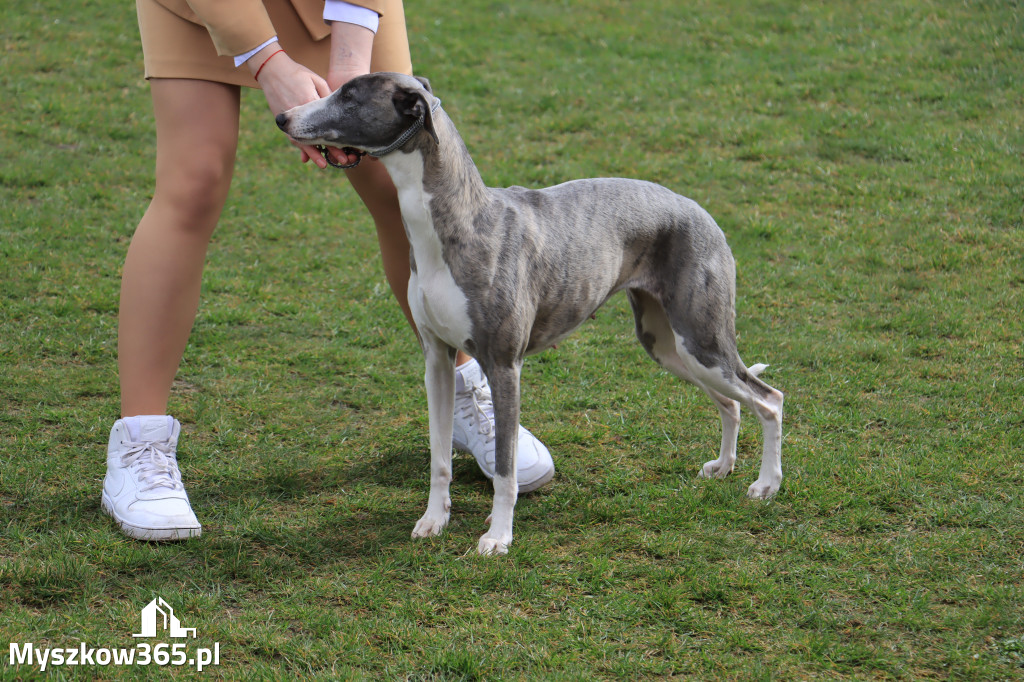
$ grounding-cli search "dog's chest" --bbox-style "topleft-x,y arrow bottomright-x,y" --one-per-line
386,155 -> 474,347
408,245 -> 473,347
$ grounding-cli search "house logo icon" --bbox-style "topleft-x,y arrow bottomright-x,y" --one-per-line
132,597 -> 197,639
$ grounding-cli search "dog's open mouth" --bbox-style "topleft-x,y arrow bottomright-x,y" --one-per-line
316,145 -> 367,169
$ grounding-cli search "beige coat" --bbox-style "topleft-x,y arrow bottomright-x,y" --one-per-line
154,0 -> 388,56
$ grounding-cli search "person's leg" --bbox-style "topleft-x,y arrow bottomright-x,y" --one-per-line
118,79 -> 241,416
104,78 -> 241,540
343,159 -> 419,332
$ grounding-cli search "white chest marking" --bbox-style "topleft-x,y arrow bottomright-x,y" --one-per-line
382,153 -> 473,348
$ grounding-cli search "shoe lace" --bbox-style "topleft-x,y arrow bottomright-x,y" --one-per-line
120,440 -> 184,493
458,381 -> 496,445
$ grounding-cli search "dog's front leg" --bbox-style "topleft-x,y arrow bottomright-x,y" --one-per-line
412,332 -> 457,539
477,361 -> 521,556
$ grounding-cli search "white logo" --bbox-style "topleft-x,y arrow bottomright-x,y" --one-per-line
133,597 -> 197,638
9,597 -> 219,673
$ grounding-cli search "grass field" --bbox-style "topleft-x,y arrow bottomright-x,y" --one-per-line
2,0 -> 1023,678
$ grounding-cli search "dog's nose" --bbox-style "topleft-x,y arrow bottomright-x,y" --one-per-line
275,113 -> 289,130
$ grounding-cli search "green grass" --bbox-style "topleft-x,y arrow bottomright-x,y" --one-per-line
2,0 -> 1023,678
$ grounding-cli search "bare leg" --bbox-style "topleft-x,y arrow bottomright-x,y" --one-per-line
118,79 -> 241,416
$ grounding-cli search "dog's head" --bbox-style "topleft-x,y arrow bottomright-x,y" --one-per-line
276,72 -> 439,154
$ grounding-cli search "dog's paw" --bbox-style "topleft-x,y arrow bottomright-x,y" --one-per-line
746,478 -> 780,500
699,458 -> 734,479
477,535 -> 510,556
412,513 -> 449,539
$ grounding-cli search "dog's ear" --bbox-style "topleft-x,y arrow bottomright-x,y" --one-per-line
414,76 -> 433,93
421,95 -> 439,146
393,86 -> 440,146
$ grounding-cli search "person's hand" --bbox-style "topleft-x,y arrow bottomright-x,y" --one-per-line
249,45 -> 334,168
251,21 -> 375,169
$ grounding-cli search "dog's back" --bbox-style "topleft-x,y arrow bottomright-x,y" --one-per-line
457,178 -> 734,356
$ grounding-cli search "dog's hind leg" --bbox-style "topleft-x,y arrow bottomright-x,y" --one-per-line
412,332 -> 457,539
694,363 -> 766,480
740,369 -> 783,499
628,289 -> 783,498
475,360 -> 521,556
699,389 -> 741,479
691,357 -> 783,499
630,290 -> 739,478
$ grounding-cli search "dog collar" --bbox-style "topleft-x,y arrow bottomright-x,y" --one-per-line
318,97 -> 442,169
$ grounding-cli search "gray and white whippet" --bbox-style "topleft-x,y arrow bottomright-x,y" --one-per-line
277,72 -> 784,555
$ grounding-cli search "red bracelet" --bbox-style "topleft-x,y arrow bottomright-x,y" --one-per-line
254,49 -> 285,81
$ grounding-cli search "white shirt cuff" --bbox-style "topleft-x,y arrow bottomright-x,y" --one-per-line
323,1 -> 380,33
234,37 -> 279,67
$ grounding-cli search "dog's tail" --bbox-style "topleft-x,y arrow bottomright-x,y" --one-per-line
747,363 -> 769,377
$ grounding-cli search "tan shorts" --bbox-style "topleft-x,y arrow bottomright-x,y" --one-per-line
136,0 -> 413,87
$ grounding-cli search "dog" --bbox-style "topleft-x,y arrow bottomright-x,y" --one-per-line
277,73 -> 784,555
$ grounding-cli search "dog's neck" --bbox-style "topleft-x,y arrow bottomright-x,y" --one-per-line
379,109 -> 490,235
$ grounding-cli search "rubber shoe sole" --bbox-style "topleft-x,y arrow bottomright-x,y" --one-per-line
101,494 -> 201,541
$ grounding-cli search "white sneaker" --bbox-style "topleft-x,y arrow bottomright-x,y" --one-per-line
101,416 -> 201,541
452,360 -> 555,493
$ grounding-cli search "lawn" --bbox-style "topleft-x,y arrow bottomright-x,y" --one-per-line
1,0 -> 1022,678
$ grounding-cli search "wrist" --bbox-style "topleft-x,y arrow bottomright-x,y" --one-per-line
328,21 -> 373,90
249,45 -> 287,80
